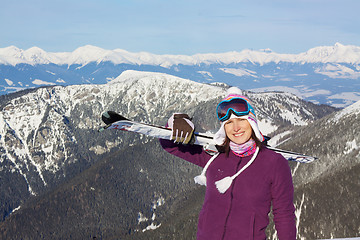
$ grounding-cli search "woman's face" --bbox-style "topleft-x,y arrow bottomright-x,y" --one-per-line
224,118 -> 252,145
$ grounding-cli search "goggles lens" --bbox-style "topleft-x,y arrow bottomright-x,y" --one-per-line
216,98 -> 250,121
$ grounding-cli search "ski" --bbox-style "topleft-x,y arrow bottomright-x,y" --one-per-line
99,111 -> 317,163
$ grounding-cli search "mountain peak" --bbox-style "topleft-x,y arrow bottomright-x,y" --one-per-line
23,47 -> 51,64
109,69 -> 218,88
332,99 -> 360,122
334,42 -> 345,48
302,43 -> 360,63
0,45 -> 21,53
72,45 -> 108,55
25,46 -> 46,53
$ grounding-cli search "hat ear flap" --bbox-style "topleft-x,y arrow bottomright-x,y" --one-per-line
213,121 -> 227,145
246,116 -> 264,142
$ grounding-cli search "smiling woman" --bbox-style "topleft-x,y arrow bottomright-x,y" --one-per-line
160,87 -> 296,239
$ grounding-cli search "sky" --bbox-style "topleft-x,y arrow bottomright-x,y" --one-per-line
1,0 -> 360,55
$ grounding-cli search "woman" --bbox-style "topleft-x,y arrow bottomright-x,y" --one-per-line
159,87 -> 296,240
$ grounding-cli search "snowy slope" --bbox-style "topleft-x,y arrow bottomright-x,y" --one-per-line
281,99 -> 360,185
264,100 -> 360,239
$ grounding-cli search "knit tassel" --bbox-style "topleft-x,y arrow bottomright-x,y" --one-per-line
194,174 -> 207,186
215,176 -> 234,193
215,147 -> 259,194
193,153 -> 220,187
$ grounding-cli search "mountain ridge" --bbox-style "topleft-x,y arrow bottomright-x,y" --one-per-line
1,43 -> 360,66
1,44 -> 359,108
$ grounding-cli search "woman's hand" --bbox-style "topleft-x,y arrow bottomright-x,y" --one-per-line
168,113 -> 195,144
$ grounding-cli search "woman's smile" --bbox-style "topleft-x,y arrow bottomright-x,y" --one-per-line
234,131 -> 244,136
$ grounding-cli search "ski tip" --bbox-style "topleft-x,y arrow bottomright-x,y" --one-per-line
101,111 -> 128,124
287,156 -> 317,163
98,123 -> 113,132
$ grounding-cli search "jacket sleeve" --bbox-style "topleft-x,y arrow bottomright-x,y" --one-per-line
159,138 -> 211,168
271,156 -> 297,240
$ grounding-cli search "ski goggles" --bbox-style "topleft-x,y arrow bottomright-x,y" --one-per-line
216,97 -> 254,122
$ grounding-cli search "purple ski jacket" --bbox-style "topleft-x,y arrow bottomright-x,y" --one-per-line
160,139 -> 296,240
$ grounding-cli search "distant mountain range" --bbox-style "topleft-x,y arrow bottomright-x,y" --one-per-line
1,43 -> 359,108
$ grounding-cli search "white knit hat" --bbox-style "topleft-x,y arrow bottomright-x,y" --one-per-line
213,87 -> 264,145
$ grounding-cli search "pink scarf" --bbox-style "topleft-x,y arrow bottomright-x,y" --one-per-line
230,139 -> 257,157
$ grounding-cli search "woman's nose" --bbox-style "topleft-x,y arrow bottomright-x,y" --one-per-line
233,121 -> 241,132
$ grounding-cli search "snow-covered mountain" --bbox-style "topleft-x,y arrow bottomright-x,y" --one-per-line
0,70 -> 324,192
1,43 -> 359,107
0,71 -> 224,196
1,70 -> 358,239
280,99 -> 360,185
271,99 -> 360,239
0,70 -> 334,220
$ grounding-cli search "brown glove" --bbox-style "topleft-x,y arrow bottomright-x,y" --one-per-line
168,113 -> 195,144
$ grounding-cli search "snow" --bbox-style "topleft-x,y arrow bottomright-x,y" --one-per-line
295,193 -> 305,237
343,139 -> 359,154
280,109 -> 308,126
1,43 -> 360,67
141,222 -> 161,232
0,87 -> 76,193
250,86 -> 332,100
303,89 -> 332,98
220,67 -> 258,78
299,42 -> 360,63
56,78 -> 66,83
268,130 -> 293,147
89,145 -> 108,155
32,79 -> 56,86
197,71 -> 213,78
8,205 -> 21,216
137,212 -> 148,223
328,93 -> 360,108
332,99 -> 360,122
257,118 -> 278,135
135,194 -> 165,232
108,70 -> 225,106
152,196 -> 165,209
251,86 -> 304,96
5,79 -> 14,86
315,63 -> 360,79
46,70 -> 56,75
